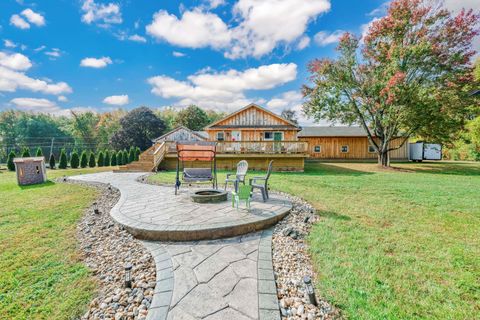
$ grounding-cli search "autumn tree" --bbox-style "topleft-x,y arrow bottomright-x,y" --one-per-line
303,0 -> 479,166
281,109 -> 299,125
174,105 -> 210,131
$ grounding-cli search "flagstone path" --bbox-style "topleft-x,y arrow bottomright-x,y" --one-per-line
70,172 -> 285,320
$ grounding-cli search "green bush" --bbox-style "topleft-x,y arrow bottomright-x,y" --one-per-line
104,150 -> 111,167
135,147 -> 141,161
58,149 -> 68,169
70,150 -> 79,169
36,147 -> 43,157
129,146 -> 135,163
80,151 -> 88,168
88,152 -> 96,168
7,150 -> 16,171
117,151 -> 123,165
122,150 -> 128,165
22,147 -> 30,157
97,151 -> 105,167
110,152 -> 117,166
49,153 -> 56,169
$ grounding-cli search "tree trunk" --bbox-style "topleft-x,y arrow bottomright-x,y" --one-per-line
378,149 -> 390,167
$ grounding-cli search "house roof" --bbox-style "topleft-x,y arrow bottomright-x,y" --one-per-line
153,126 -> 207,142
298,126 -> 369,137
205,103 -> 300,130
13,157 -> 45,163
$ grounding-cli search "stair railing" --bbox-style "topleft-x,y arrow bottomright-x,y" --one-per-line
152,141 -> 166,172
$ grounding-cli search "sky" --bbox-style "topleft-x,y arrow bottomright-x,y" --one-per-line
0,0 -> 478,125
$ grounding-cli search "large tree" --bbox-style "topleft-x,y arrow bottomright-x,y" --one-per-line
303,0 -> 479,167
110,107 -> 166,150
174,105 -> 210,131
281,109 -> 299,125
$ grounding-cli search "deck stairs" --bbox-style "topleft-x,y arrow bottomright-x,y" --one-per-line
115,141 -> 166,172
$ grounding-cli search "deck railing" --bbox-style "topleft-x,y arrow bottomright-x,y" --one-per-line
165,141 -> 308,154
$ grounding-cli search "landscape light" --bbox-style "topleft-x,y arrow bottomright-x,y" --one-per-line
124,263 -> 133,288
93,202 -> 100,214
303,276 -> 318,306
63,175 -> 67,182
107,183 -> 112,191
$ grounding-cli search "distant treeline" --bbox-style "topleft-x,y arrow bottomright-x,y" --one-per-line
0,105 -> 225,163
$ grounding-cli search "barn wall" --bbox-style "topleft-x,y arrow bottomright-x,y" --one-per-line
160,155 -> 304,172
207,129 -> 298,141
299,137 -> 408,159
215,106 -> 292,127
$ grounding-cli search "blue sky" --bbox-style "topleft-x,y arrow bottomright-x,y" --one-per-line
0,0 -> 476,124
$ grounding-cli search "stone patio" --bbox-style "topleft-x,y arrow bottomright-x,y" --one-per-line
70,172 -> 284,320
71,172 -> 291,241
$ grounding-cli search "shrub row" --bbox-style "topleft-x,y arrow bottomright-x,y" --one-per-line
6,146 -> 142,171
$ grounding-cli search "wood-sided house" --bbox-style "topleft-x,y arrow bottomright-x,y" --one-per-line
298,126 -> 409,160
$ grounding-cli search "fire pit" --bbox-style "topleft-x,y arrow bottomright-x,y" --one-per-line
191,189 -> 228,203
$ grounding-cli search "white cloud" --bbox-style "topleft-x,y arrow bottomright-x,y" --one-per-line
4,39 -> 17,48
0,52 -> 32,71
21,9 -> 45,27
103,94 -> 129,105
10,14 -> 30,29
0,52 -> 72,95
58,95 -> 68,102
314,30 -> 344,46
367,1 -> 389,17
297,36 -> 310,50
45,48 -> 62,59
227,0 -> 331,58
34,45 -> 46,52
80,56 -> 112,68
81,0 -> 122,26
443,0 -> 478,14
148,63 -> 297,111
146,9 -> 231,49
10,97 -> 58,113
206,0 -> 225,9
173,51 -> 186,57
128,34 -> 147,43
145,0 -> 330,59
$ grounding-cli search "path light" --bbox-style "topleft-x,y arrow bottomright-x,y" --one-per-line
63,175 -> 67,182
303,276 -> 318,306
124,263 -> 133,288
93,202 -> 100,214
107,183 -> 112,191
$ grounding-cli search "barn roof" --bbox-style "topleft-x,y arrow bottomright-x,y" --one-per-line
153,126 -> 207,142
298,126 -> 369,137
205,103 -> 300,130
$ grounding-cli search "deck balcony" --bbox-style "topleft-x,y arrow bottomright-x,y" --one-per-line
165,141 -> 308,155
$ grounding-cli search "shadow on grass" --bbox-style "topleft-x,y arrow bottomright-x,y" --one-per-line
19,180 -> 56,190
302,163 -> 374,177
400,162 -> 480,176
318,210 -> 352,221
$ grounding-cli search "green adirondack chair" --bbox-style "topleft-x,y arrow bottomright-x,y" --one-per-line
232,184 -> 253,209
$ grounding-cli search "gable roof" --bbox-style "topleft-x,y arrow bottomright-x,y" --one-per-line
298,126 -> 368,137
205,103 -> 300,130
153,126 -> 207,142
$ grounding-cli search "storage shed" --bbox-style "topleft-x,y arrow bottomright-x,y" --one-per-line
14,157 -> 47,186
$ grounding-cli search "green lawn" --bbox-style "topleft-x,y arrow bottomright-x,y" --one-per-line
0,167 -> 115,320
149,161 -> 480,319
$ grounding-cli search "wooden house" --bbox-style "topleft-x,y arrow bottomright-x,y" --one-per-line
298,126 -> 409,160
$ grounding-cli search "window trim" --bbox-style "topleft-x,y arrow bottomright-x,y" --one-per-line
216,131 -> 225,141
368,145 -> 376,153
341,145 -> 349,153
263,131 -> 274,140
264,131 -> 284,141
314,145 -> 321,153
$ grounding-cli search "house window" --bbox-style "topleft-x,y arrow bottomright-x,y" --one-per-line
36,165 -> 40,174
368,145 -> 376,153
314,145 -> 321,153
341,145 -> 349,153
216,132 -> 224,141
264,132 -> 274,140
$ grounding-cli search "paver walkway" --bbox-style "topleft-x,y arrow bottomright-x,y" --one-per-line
70,172 -> 282,320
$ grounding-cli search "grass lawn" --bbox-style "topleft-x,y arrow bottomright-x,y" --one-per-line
149,161 -> 480,319
0,166 -> 116,320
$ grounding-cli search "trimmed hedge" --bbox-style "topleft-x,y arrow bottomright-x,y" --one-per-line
80,151 -> 88,168
58,149 -> 68,169
7,151 -> 16,171
70,150 -> 79,169
49,153 -> 56,169
88,152 -> 96,168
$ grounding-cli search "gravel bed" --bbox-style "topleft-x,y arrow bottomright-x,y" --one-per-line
272,193 -> 341,320
62,179 -> 156,320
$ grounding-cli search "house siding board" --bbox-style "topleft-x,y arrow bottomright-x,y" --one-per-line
300,137 -> 408,159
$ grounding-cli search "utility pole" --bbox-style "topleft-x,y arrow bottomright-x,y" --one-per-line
49,138 -> 55,157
